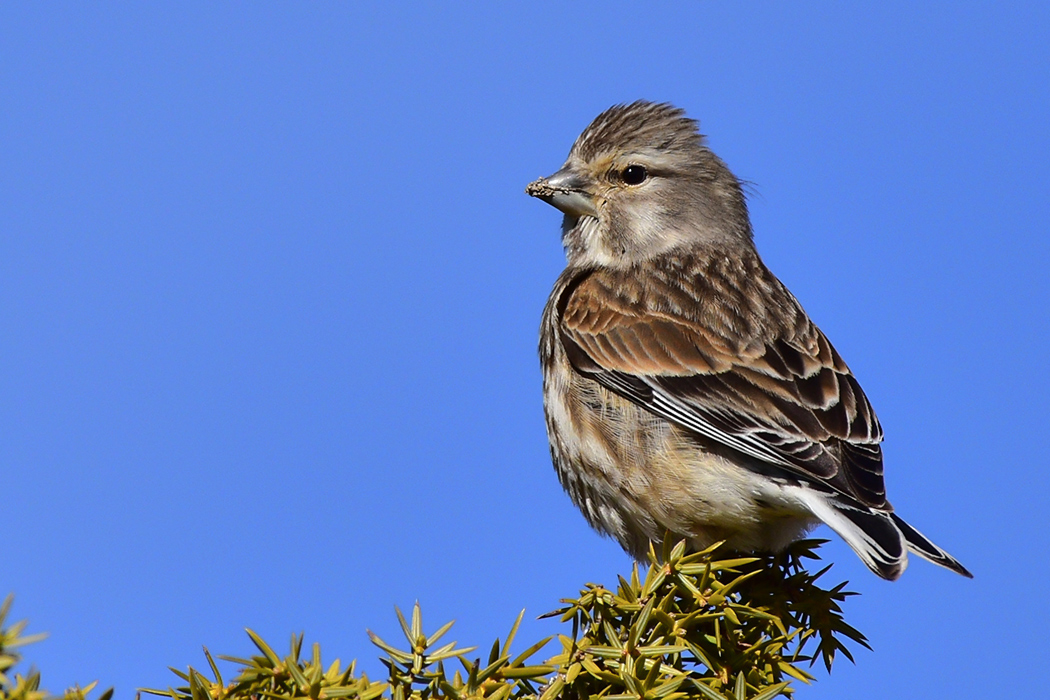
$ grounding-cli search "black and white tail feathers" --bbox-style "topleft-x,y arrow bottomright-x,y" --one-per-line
795,489 -> 972,581
889,512 -> 973,579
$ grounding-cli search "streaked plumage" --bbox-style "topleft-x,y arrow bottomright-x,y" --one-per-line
528,101 -> 970,580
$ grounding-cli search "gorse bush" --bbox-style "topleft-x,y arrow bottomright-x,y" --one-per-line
3,540 -> 866,700
0,595 -> 112,700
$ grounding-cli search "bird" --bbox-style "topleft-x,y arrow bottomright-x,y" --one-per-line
526,101 -> 971,581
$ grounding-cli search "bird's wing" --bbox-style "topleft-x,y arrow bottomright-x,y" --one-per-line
558,255 -> 887,508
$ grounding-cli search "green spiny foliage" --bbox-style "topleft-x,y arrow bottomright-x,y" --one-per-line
0,595 -> 113,700
539,538 -> 867,700
137,539 -> 866,700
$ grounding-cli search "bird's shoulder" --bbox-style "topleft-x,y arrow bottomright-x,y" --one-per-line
557,249 -> 835,376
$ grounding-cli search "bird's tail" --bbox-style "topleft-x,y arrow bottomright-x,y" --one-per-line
889,512 -> 973,579
794,490 -> 972,580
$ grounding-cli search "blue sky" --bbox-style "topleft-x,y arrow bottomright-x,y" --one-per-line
2,3 -> 1047,698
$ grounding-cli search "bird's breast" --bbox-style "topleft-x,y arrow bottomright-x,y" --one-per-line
541,312 -> 813,557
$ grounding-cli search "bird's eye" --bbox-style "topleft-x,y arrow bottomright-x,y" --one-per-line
621,165 -> 648,185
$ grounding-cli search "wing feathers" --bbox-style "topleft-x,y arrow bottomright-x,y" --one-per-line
559,254 -> 888,509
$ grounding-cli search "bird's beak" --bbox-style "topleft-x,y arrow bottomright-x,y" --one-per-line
526,167 -> 599,218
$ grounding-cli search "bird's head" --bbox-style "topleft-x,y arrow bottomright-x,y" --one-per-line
526,101 -> 753,268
